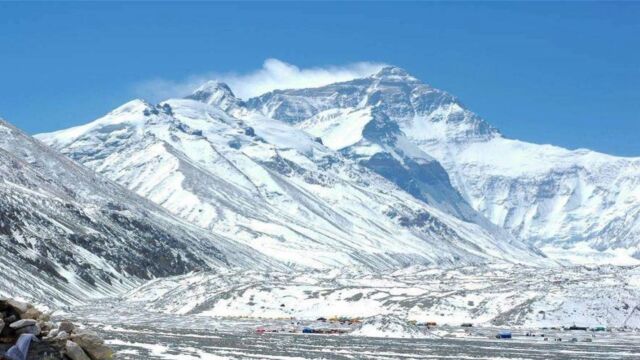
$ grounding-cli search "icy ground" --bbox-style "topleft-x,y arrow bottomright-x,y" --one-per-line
90,328 -> 640,360
58,303 -> 640,360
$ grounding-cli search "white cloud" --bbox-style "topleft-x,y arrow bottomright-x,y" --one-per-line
132,58 -> 386,102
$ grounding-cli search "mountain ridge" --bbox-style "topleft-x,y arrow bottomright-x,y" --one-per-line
238,65 -> 640,265
0,117 -> 279,305
36,89 -> 547,270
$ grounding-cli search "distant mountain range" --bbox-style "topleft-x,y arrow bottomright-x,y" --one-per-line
37,66 -> 640,267
240,66 -> 640,265
34,97 -> 541,272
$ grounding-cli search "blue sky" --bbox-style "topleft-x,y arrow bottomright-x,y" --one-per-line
1,2 -> 638,156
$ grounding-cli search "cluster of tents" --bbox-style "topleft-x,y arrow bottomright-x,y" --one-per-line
255,316 -> 362,335
408,320 -> 438,327
302,327 -> 350,334
255,325 -> 352,335
495,326 -> 608,341
316,316 -> 362,325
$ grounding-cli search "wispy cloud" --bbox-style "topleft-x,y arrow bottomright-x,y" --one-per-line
132,58 -> 386,102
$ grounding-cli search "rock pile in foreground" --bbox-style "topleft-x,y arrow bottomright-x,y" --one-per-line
0,297 -> 113,360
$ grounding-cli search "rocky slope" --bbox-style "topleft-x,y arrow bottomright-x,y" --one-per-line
0,119 -> 275,305
243,66 -> 640,265
37,96 -> 545,270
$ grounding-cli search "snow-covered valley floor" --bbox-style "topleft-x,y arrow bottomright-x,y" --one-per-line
50,264 -> 640,359
116,264 -> 640,329
56,314 -> 640,360
102,329 -> 640,359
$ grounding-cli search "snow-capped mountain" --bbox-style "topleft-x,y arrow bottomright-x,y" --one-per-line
0,119 -> 275,305
243,66 -> 640,265
37,94 -> 545,270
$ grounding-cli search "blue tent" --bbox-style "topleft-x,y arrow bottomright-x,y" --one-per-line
302,327 -> 314,334
496,330 -> 512,339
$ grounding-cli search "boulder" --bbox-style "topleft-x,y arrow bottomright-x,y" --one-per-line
42,330 -> 69,351
6,299 -> 29,314
0,298 -> 112,358
15,323 -> 41,336
55,330 -> 70,341
66,340 -> 91,360
21,306 -> 43,320
38,312 -> 51,322
38,320 -> 50,333
9,319 -> 37,329
70,329 -> 113,360
58,320 -> 75,334
45,328 -> 59,339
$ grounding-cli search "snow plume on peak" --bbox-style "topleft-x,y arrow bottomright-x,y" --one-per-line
223,59 -> 387,98
132,58 -> 387,102
372,66 -> 417,81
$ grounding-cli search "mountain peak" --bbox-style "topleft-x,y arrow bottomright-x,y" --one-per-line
194,80 -> 234,95
372,66 -> 416,81
112,98 -> 152,113
186,80 -> 241,111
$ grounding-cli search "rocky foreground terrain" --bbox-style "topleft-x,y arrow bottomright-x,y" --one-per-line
0,297 -> 112,360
